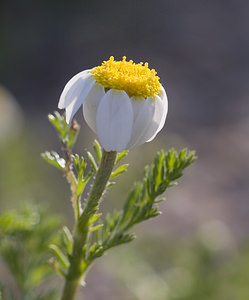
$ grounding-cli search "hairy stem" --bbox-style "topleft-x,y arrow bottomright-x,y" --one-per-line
63,143 -> 81,220
61,150 -> 117,300
80,150 -> 117,226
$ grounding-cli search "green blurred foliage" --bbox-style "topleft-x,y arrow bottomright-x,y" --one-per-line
103,230 -> 249,300
0,205 -> 62,300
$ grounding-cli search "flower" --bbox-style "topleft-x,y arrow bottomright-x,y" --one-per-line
58,56 -> 168,152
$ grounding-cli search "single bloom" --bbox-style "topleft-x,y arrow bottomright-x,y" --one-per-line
58,56 -> 168,152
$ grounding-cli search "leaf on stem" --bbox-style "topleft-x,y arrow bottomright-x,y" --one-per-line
116,150 -> 128,164
89,224 -> 104,232
87,152 -> 98,172
48,112 -> 68,141
89,148 -> 196,259
93,140 -> 102,163
41,151 -> 66,170
89,214 -> 102,226
49,244 -> 69,274
67,120 -> 80,149
110,164 -> 129,178
62,226 -> 73,255
48,111 -> 80,149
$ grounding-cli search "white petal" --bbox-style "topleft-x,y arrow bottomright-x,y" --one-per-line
157,85 -> 168,132
63,77 -> 95,124
129,96 -> 145,119
58,70 -> 93,109
82,83 -> 105,134
145,94 -> 166,142
146,86 -> 168,142
127,97 -> 154,148
64,97 -> 83,124
128,93 -> 166,148
96,89 -> 133,152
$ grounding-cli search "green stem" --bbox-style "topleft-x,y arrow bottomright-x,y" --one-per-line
61,150 -> 117,300
80,150 -> 117,226
66,170 -> 81,220
64,143 -> 81,220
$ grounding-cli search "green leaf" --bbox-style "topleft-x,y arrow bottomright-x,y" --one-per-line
41,151 -> 65,170
0,212 -> 32,236
110,164 -> 129,178
73,154 -> 86,173
62,226 -> 73,255
154,198 -> 165,203
77,169 -> 93,196
100,148 -> 196,253
153,150 -> 165,190
49,244 -> 69,270
73,154 -> 94,196
87,152 -> 98,172
48,112 -> 68,140
0,205 -> 61,297
77,179 -> 86,197
49,258 -> 66,278
121,183 -> 142,225
106,181 -> 116,188
166,148 -> 177,173
89,213 -> 102,226
89,224 -> 104,232
103,232 -> 135,250
117,233 -> 136,244
48,111 -> 80,148
116,150 -> 128,164
88,243 -> 104,260
67,120 -> 80,149
93,140 -> 102,163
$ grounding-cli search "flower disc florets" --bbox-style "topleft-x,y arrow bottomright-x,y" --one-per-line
91,56 -> 161,98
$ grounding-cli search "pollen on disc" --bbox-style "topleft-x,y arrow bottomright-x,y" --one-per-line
91,56 -> 161,98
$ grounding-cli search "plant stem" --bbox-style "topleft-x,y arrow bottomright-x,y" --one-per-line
80,150 -> 117,226
63,143 -> 81,220
61,150 -> 117,300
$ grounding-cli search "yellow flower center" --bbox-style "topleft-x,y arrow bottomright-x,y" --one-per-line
91,56 -> 161,98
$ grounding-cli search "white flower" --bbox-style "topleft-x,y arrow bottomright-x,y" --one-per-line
58,56 -> 168,152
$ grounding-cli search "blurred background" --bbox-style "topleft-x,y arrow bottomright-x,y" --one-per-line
1,0 -> 249,299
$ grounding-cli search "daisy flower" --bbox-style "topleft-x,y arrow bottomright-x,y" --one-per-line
58,56 -> 168,152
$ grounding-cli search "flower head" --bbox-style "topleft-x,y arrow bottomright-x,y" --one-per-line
58,56 -> 168,152
91,56 -> 161,98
